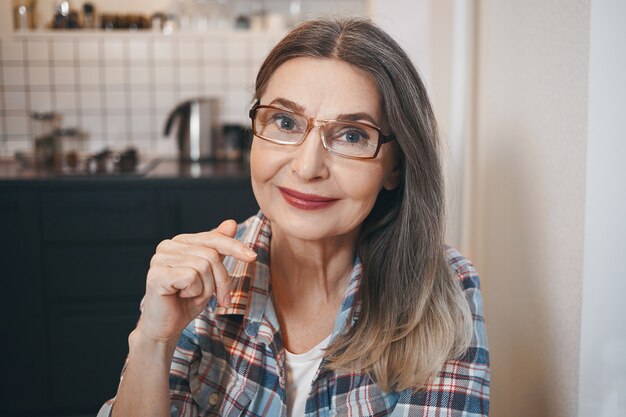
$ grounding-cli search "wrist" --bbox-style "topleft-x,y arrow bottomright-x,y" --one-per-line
128,327 -> 179,360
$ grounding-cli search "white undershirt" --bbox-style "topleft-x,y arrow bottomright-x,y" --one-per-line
284,335 -> 332,417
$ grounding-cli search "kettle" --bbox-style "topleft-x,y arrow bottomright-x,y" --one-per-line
164,97 -> 220,161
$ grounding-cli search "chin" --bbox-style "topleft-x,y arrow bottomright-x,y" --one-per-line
263,203 -> 366,243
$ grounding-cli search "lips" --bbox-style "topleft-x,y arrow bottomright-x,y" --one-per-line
278,187 -> 339,210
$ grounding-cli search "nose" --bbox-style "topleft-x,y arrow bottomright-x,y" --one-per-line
289,125 -> 330,181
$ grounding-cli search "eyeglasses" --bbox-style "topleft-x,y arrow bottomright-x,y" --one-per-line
248,102 -> 396,159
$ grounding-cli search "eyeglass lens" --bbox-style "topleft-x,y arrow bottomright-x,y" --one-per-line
254,107 -> 380,157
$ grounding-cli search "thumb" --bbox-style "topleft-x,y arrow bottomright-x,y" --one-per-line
216,219 -> 238,238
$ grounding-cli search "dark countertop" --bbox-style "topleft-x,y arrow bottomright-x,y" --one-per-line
0,158 -> 252,189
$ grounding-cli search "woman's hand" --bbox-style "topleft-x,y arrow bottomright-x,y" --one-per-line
135,219 -> 257,344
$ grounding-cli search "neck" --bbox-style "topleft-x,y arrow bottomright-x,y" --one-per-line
268,223 -> 360,353
269,225 -> 359,302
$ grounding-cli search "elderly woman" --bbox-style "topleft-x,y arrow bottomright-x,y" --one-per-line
99,18 -> 489,417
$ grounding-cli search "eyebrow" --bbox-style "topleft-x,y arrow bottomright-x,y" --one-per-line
267,97 -> 380,126
268,98 -> 306,114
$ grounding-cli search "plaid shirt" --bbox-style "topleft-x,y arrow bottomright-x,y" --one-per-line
99,211 -> 489,417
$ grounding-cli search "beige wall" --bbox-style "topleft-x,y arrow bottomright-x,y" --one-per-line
578,1 -> 626,415
471,1 -> 589,416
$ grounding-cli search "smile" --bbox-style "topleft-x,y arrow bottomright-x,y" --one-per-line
278,187 -> 339,210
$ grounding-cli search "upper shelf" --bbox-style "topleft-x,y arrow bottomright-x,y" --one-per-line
3,28 -> 288,41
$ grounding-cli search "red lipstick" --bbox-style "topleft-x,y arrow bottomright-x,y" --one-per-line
278,187 -> 338,210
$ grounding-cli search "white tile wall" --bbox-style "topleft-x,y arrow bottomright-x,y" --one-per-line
154,65 -> 174,84
227,39 -> 248,63
104,66 -> 126,85
52,41 -> 74,61
129,66 -> 151,86
1,41 -> 24,61
6,138 -> 30,154
0,117 -> 5,153
52,66 -> 75,86
130,90 -> 151,109
4,91 -> 27,111
28,66 -> 50,86
30,91 -> 52,111
55,91 -> 77,111
78,41 -> 99,60
178,40 -> 201,62
6,115 -> 29,135
153,40 -> 174,61
228,64 -> 250,88
105,90 -> 126,110
178,65 -> 201,86
0,30 -> 284,157
4,66 -> 26,86
104,41 -> 125,61
131,115 -> 153,134
129,40 -> 149,61
82,114 -> 103,133
205,40 -> 224,58
26,41 -> 49,61
79,65 -> 101,85
107,115 -> 128,134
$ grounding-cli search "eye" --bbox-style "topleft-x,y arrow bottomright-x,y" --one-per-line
342,129 -> 367,143
333,127 -> 371,146
270,114 -> 300,132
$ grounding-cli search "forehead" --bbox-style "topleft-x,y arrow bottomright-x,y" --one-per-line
261,57 -> 381,120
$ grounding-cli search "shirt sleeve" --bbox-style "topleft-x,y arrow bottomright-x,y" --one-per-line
390,249 -> 491,416
96,324 -> 203,417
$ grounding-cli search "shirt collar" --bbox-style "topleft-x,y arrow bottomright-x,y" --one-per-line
215,211 -> 363,342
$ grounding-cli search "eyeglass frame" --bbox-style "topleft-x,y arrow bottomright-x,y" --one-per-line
248,101 -> 396,160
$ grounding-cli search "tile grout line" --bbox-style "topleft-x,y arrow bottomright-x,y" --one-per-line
124,38 -> 132,148
0,40 -> 7,155
149,37 -> 158,151
73,39 -> 83,133
98,38 -> 109,149
47,39 -> 55,132
22,39 -> 33,143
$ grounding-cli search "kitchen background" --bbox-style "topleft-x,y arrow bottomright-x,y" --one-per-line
1,1 -> 625,417
0,0 -> 365,158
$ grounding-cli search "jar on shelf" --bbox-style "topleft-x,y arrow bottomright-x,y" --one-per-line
54,127 -> 86,171
31,111 -> 62,140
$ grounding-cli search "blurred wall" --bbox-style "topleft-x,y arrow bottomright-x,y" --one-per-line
367,0 -> 431,86
471,1 -> 590,416
578,1 -> 626,416
368,0 -> 473,251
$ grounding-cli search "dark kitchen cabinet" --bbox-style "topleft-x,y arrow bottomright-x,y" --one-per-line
0,176 -> 257,417
0,191 -> 47,412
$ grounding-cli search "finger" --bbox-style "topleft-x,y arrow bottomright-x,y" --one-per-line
168,233 -> 257,262
173,220 -> 256,262
216,219 -> 238,238
210,259 -> 233,306
150,253 -> 231,307
148,265 -> 203,298
154,252 -> 218,306
170,266 -> 204,298
151,252 -> 212,277
146,265 -> 171,294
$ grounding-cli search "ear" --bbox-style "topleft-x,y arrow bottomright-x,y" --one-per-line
383,161 -> 402,191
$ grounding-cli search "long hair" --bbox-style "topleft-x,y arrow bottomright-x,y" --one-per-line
253,18 -> 472,391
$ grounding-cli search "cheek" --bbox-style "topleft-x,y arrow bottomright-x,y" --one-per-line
249,140 -> 264,183
336,165 -> 386,205
249,139 -> 288,210
250,139 -> 278,185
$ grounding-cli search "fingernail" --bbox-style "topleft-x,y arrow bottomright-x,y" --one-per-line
245,248 -> 257,258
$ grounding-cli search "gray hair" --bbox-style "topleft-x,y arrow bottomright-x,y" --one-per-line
253,18 -> 472,390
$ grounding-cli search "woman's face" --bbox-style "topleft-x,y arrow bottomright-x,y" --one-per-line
250,57 -> 400,242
